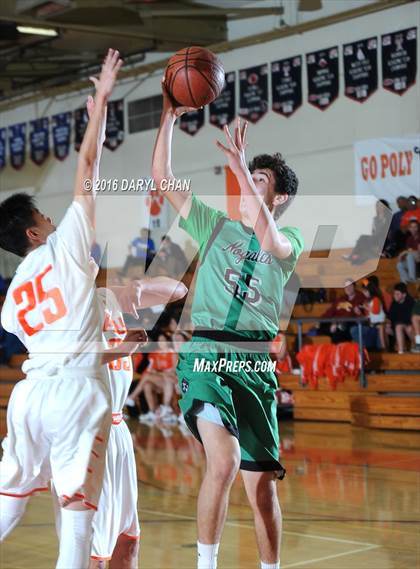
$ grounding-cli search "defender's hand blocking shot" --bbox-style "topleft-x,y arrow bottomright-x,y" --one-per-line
0,49 -> 123,569
152,77 -> 303,569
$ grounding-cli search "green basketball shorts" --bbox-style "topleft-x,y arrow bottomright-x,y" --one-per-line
176,337 -> 285,478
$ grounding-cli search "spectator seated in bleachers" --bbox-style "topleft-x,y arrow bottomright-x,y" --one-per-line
386,283 -> 415,354
316,279 -> 367,343
344,199 -> 392,264
400,196 -> 420,230
387,196 -> 409,256
350,281 -> 387,351
131,333 -> 178,424
121,227 -> 156,276
412,288 -> 420,353
397,220 -> 420,284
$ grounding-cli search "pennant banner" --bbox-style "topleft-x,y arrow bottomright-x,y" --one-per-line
354,135 -> 420,202
306,46 -> 339,110
52,112 -> 71,161
74,107 -> 89,152
209,71 -> 236,130
0,128 -> 6,171
179,108 -> 204,136
105,99 -> 124,151
239,64 -> 268,123
271,56 -> 302,117
382,27 -> 417,95
344,37 -> 378,103
8,123 -> 26,170
30,117 -> 49,166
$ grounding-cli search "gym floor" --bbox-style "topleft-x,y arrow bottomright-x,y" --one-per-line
1,419 -> 419,568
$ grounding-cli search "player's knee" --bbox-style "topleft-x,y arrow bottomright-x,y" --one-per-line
248,477 -> 279,514
207,453 -> 240,484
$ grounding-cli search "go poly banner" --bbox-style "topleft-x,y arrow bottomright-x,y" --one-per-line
354,135 -> 420,201
30,117 -> 50,166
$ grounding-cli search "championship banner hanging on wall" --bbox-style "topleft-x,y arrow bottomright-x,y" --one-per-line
271,56 -> 302,117
52,112 -> 71,161
354,135 -> 420,202
30,118 -> 50,166
343,37 -> 378,103
209,72 -> 236,129
306,47 -> 339,110
239,64 -> 268,123
105,99 -> 124,150
0,128 -> 6,171
382,28 -> 417,95
8,123 -> 26,170
74,106 -> 89,152
179,108 -> 204,136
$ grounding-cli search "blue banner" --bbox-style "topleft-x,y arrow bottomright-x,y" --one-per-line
0,128 -> 6,171
30,117 -> 50,166
74,107 -> 88,152
9,123 -> 26,170
52,112 -> 71,161
104,99 -> 124,151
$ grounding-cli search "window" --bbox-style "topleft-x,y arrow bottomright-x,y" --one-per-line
128,94 -> 163,133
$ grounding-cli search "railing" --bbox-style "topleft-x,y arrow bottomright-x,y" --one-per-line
291,317 -> 370,388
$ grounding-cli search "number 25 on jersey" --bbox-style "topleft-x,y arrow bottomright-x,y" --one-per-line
13,265 -> 68,336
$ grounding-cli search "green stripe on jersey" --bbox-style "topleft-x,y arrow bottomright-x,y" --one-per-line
179,194 -> 304,341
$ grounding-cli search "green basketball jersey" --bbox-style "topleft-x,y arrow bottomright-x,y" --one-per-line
180,194 -> 304,341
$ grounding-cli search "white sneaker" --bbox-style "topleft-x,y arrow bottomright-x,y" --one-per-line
157,405 -> 178,424
139,411 -> 156,424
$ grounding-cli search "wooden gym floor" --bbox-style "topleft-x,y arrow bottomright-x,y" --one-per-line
1,419 -> 419,569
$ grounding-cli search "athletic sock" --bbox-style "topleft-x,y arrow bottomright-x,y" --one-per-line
261,562 -> 280,569
415,334 -> 420,345
56,507 -> 95,569
197,541 -> 219,569
0,495 -> 29,541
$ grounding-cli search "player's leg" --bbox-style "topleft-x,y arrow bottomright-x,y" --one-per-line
395,323 -> 406,353
0,495 -> 30,541
56,499 -> 96,569
109,534 -> 139,569
196,416 -> 241,568
143,382 -> 159,412
241,470 -> 281,568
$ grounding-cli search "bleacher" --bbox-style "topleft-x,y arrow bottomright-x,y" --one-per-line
0,254 -> 418,436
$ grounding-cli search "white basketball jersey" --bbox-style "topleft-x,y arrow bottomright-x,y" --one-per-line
1,201 -> 103,376
98,288 -> 133,413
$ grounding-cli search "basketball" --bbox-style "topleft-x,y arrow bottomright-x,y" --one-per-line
164,46 -> 225,108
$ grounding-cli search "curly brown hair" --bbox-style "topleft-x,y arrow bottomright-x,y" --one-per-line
248,153 -> 298,219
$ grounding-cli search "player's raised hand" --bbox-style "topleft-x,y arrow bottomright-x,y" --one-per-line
89,48 -> 123,100
216,117 -> 248,176
161,77 -> 197,118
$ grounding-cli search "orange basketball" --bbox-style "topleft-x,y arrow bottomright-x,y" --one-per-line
165,46 -> 225,108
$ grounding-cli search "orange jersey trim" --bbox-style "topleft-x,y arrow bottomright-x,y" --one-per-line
0,487 -> 49,498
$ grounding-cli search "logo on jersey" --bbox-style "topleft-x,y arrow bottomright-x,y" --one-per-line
181,378 -> 189,393
222,241 -> 273,265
